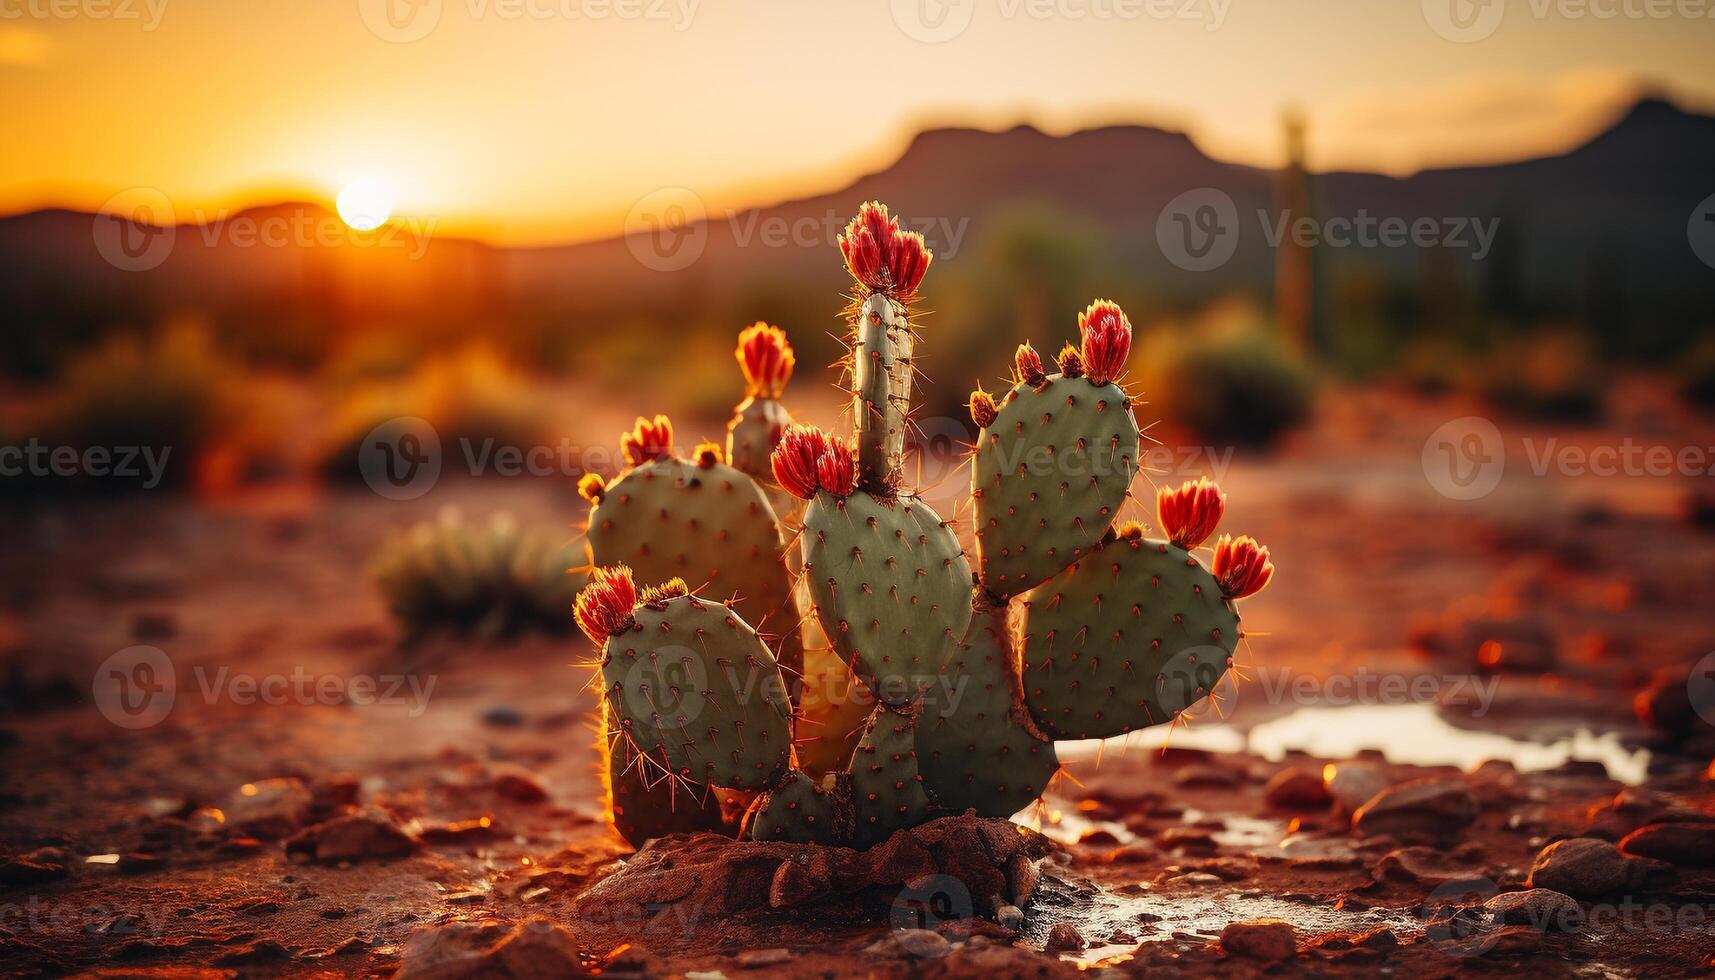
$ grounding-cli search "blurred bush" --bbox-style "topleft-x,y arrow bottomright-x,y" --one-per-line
1478,330 -> 1604,422
371,507 -> 582,643
1137,304 -> 1317,449
31,321 -> 247,489
319,345 -> 551,481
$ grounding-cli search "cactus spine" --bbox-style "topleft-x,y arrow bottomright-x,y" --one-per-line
576,201 -> 1274,850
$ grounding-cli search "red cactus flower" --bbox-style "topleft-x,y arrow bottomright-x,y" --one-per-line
1015,343 -> 1046,386
1078,299 -> 1132,386
969,387 -> 998,429
1212,534 -> 1274,600
1056,343 -> 1084,379
620,415 -> 674,467
815,441 -> 858,498
1157,477 -> 1226,550
771,425 -> 831,500
838,201 -> 932,300
575,565 -> 638,644
577,472 -> 606,506
737,322 -> 795,399
693,442 -> 724,469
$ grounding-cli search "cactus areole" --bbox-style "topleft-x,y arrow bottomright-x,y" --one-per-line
575,200 -> 1275,849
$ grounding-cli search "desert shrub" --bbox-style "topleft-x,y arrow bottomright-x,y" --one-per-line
371,507 -> 583,643
319,345 -> 550,481
32,322 -> 245,489
1678,336 -> 1715,411
1479,330 -> 1604,422
1153,331 -> 1317,449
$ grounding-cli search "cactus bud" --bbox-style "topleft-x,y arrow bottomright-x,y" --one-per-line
575,565 -> 638,643
577,472 -> 607,505
620,415 -> 674,467
1015,343 -> 1046,386
839,201 -> 931,299
639,577 -> 690,604
815,443 -> 858,498
1212,534 -> 1274,600
1078,299 -> 1132,386
1056,343 -> 1084,379
1157,477 -> 1226,550
969,386 -> 998,429
693,442 -> 724,468
771,425 -> 832,500
737,322 -> 795,399
1112,520 -> 1147,542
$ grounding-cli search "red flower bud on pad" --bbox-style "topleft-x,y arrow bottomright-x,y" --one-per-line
1212,534 -> 1274,600
737,322 -> 795,399
771,425 -> 831,500
969,387 -> 998,429
575,565 -> 638,644
620,415 -> 674,467
1157,477 -> 1226,550
1015,343 -> 1046,386
1078,299 -> 1132,386
838,201 -> 932,299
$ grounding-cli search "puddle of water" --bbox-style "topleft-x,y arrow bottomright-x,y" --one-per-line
1058,703 -> 1650,784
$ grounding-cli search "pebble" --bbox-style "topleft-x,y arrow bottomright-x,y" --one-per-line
226,778 -> 313,838
736,948 -> 792,968
1173,763 -> 1240,787
1484,889 -> 1583,930
1044,922 -> 1085,953
995,904 -> 1025,929
1264,768 -> 1331,809
891,929 -> 952,957
1527,837 -> 1628,897
1324,762 -> 1391,814
1376,846 -> 1483,886
491,764 -> 549,804
1220,919 -> 1297,961
284,807 -> 420,864
481,704 -> 526,727
1352,779 -> 1478,838
1618,822 -> 1715,866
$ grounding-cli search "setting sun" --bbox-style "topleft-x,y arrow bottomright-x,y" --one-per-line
335,177 -> 394,231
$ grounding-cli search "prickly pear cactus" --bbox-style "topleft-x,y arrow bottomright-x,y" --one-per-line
574,200 -> 1277,853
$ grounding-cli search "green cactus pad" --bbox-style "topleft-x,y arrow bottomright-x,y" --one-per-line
745,769 -> 849,844
1019,533 -> 1239,740
727,397 -> 791,485
589,457 -> 803,699
601,699 -> 730,846
802,491 -> 972,706
849,704 -> 933,847
917,597 -> 1059,818
972,374 -> 1141,598
600,593 -> 793,791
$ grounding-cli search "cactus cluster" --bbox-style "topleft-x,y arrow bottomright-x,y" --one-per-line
576,202 -> 1274,849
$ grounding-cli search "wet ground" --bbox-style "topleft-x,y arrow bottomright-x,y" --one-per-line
3,382 -> 1715,976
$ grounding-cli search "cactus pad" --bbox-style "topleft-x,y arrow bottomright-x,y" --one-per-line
849,704 -> 933,847
802,491 -> 972,705
599,592 -> 794,791
589,456 -> 802,697
601,699 -> 729,845
917,596 -> 1059,818
973,374 -> 1141,598
1019,531 -> 1239,740
745,769 -> 849,845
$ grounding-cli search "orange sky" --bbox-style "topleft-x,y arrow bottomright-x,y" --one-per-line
3,1 -> 1714,244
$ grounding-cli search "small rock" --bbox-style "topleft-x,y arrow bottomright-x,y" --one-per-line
1376,846 -> 1483,887
1043,922 -> 1085,953
1527,837 -> 1627,897
1264,768 -> 1331,809
0,857 -> 67,887
1155,826 -> 1216,852
1324,762 -> 1391,814
769,860 -> 827,907
1220,919 -> 1296,961
1619,822 -> 1715,866
397,918 -> 582,979
604,940 -> 662,976
491,764 -> 549,804
226,778 -> 313,838
995,904 -> 1024,929
1484,889 -> 1583,930
892,929 -> 952,957
481,704 -> 526,727
285,806 -> 420,864
1352,779 -> 1478,839
1173,763 -> 1240,787
736,948 -> 792,968
1005,853 -> 1039,906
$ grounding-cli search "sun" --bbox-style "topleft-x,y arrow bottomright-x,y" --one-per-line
335,178 -> 395,231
